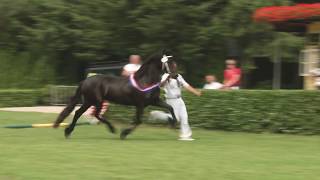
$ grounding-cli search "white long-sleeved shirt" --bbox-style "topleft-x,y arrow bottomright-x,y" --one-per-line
123,64 -> 141,75
161,74 -> 189,99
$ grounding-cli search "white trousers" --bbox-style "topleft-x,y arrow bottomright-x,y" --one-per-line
166,98 -> 192,138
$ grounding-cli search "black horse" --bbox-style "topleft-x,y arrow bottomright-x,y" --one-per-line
53,51 -> 177,139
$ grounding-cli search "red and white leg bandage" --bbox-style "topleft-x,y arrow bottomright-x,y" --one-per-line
88,101 -> 109,118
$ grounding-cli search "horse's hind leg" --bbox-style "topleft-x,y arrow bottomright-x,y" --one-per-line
94,102 -> 116,134
120,106 -> 144,140
153,100 -> 177,128
65,103 -> 90,138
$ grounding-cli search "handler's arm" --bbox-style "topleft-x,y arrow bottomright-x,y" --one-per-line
178,75 -> 201,96
160,73 -> 170,87
185,85 -> 202,96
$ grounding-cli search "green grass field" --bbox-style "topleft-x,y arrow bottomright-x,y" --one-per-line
0,111 -> 319,180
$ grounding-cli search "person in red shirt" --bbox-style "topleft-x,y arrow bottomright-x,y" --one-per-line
223,59 -> 242,90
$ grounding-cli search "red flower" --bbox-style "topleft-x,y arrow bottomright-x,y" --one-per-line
253,3 -> 320,23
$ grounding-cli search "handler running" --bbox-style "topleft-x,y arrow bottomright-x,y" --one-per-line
161,62 -> 201,141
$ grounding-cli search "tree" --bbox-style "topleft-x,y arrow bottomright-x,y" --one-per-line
0,0 -> 305,87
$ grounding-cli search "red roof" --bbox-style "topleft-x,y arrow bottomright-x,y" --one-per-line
254,3 -> 320,23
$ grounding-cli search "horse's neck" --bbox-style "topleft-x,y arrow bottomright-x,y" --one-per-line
135,65 -> 161,85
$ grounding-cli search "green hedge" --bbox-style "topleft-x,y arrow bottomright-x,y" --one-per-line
0,89 -> 319,134
0,89 -> 44,107
108,90 -> 320,135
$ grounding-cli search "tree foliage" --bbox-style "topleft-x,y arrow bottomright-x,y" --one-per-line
0,0 -> 304,87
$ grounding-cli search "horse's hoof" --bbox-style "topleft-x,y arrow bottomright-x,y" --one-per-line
170,122 -> 177,129
120,129 -> 130,140
64,128 -> 72,138
120,132 -> 127,140
170,126 -> 177,130
65,135 -> 70,139
120,134 -> 126,140
108,126 -> 117,134
64,133 -> 71,139
53,123 -> 59,129
110,127 -> 117,134
168,117 -> 177,129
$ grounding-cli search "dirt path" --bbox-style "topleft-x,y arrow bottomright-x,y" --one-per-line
0,106 -> 92,115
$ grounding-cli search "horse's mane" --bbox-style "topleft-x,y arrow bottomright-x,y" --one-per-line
136,49 -> 171,77
136,49 -> 172,75
134,51 -> 162,76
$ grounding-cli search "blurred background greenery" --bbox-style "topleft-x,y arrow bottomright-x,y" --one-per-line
0,0 -> 312,88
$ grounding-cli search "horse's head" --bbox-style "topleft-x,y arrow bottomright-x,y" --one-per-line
135,50 -> 176,83
158,49 -> 178,75
139,50 -> 175,73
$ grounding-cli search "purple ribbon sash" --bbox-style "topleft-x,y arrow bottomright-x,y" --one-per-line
129,74 -> 160,92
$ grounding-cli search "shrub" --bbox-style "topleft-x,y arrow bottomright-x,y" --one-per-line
108,90 -> 320,135
1,89 -> 320,134
0,89 -> 44,107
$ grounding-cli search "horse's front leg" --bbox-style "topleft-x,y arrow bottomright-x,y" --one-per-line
153,100 -> 177,128
120,106 -> 144,140
65,103 -> 91,138
94,102 -> 116,134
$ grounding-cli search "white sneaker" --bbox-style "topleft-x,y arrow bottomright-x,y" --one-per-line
178,137 -> 195,141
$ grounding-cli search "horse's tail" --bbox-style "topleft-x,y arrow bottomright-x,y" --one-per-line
53,83 -> 83,128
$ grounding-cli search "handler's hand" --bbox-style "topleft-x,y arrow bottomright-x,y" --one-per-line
196,90 -> 202,96
162,73 -> 171,81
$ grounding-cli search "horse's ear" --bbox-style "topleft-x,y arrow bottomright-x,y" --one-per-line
161,49 -> 172,56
